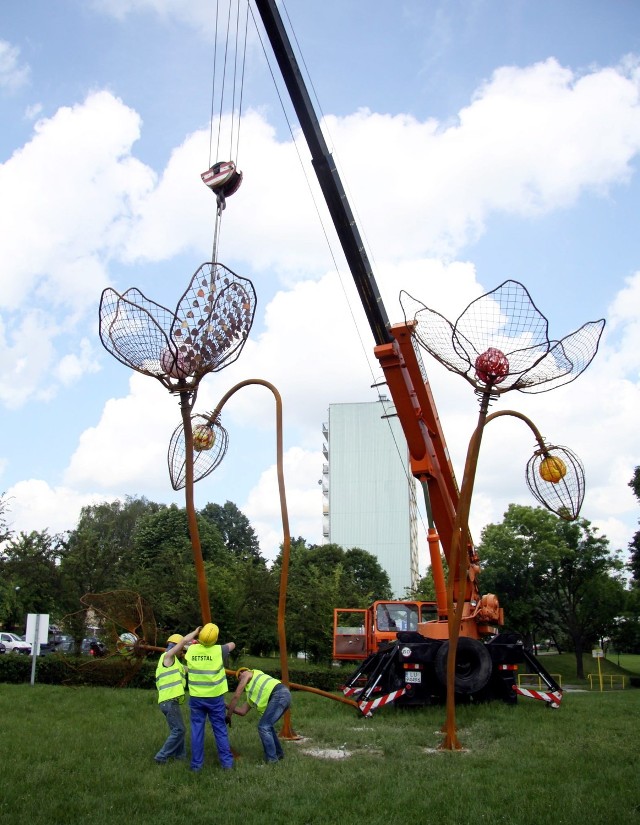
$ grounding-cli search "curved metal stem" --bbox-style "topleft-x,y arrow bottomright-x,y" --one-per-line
208,378 -> 298,738
440,404 -> 549,750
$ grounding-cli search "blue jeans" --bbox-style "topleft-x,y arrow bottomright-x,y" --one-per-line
155,698 -> 186,762
189,696 -> 234,770
258,685 -> 291,763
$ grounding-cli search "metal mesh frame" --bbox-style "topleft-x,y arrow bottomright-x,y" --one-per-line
99,262 -> 257,393
526,446 -> 585,521
401,280 -> 605,395
168,414 -> 229,491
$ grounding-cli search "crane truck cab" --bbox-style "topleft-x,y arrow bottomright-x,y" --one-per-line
333,600 -> 438,660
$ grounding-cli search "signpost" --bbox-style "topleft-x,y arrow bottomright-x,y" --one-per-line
25,613 -> 49,686
592,648 -> 604,692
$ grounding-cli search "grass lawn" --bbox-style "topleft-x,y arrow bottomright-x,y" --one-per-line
1,679 -> 639,825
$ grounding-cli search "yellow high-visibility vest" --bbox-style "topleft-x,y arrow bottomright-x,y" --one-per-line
246,670 -> 280,714
186,643 -> 228,698
155,654 -> 186,704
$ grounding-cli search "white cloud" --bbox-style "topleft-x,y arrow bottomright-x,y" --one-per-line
0,90 -> 153,312
243,446 -> 324,562
3,51 -> 640,573
64,372 -> 177,492
3,479 -> 107,536
89,0 -> 233,38
0,40 -> 29,93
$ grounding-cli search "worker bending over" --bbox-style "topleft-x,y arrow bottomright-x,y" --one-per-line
226,667 -> 291,764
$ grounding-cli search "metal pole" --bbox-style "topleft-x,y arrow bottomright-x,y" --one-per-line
30,614 -> 40,686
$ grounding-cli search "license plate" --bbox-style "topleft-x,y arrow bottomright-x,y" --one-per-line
405,671 -> 422,684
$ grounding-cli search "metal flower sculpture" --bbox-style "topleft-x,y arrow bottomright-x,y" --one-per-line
403,280 -> 605,396
99,262 -> 256,401
99,262 -> 257,625
400,280 -> 604,751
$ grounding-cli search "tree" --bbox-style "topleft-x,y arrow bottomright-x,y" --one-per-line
199,501 -> 262,561
477,505 -> 559,648
123,505 -> 228,632
628,467 -> 640,585
60,497 -> 164,597
0,492 -> 13,546
273,541 -> 392,662
0,530 -> 65,628
478,504 -> 625,677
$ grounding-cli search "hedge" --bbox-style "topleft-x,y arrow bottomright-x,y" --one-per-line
0,655 -> 348,693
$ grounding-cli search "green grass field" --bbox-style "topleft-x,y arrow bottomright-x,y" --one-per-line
1,676 -> 639,825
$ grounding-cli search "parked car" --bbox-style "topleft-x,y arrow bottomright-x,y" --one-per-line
0,632 -> 31,654
38,634 -> 77,655
81,637 -> 107,657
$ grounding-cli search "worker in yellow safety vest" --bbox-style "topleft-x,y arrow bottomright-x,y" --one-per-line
153,627 -> 199,764
225,668 -> 292,763
169,623 -> 236,772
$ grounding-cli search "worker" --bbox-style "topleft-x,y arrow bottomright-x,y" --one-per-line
225,667 -> 291,764
154,627 -> 199,764
169,623 -> 235,772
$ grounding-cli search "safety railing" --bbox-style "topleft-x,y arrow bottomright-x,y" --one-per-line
588,674 -> 626,690
517,673 -> 563,689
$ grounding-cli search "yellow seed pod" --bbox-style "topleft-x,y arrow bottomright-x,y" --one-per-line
539,455 -> 567,484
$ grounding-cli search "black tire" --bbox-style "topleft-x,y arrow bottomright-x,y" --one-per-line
434,637 -> 493,694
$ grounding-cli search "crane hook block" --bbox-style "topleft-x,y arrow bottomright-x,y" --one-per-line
201,161 -> 243,212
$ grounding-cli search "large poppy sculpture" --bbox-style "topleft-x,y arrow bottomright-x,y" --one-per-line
405,280 -> 604,396
401,280 -> 605,750
99,263 -> 257,623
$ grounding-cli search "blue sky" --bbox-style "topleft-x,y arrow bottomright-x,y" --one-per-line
1,0 -> 640,571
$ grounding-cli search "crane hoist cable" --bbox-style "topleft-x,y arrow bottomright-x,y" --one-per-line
203,0 -> 249,262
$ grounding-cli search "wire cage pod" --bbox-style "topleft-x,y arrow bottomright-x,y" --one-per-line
526,445 -> 585,521
168,414 -> 229,491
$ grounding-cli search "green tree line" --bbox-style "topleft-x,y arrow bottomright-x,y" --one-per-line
0,497 -> 391,663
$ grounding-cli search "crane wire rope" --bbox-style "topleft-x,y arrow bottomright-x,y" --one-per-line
207,1 -> 249,263
250,1 -> 433,571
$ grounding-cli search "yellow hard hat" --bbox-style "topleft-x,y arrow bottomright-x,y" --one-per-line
235,667 -> 251,679
167,633 -> 183,647
198,623 -> 219,646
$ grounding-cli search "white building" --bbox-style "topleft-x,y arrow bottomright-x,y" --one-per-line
321,400 -> 419,597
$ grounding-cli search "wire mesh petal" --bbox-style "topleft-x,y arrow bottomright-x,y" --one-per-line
99,287 -> 175,376
168,414 -> 229,491
516,319 -> 606,394
171,262 -> 256,376
526,446 -> 585,520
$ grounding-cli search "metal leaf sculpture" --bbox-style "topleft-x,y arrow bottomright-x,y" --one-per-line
99,262 -> 257,397
402,280 -> 605,395
168,413 -> 229,490
81,589 -> 158,652
526,445 -> 585,521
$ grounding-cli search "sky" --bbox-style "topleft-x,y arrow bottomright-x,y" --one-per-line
1,0 -> 640,578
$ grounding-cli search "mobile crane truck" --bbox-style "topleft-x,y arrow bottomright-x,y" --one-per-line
255,0 -> 563,716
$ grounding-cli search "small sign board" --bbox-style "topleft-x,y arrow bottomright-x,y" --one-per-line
592,648 -> 604,658
26,613 -> 50,653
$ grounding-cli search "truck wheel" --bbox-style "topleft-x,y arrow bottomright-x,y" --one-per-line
434,637 -> 492,694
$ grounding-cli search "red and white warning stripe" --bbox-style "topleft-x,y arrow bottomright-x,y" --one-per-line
358,688 -> 407,716
514,685 -> 563,708
343,685 -> 363,698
